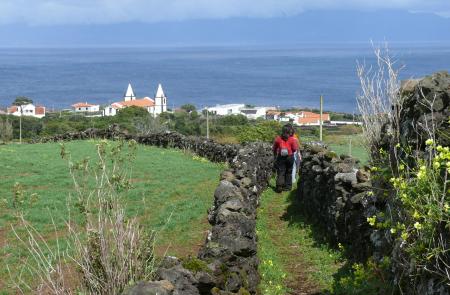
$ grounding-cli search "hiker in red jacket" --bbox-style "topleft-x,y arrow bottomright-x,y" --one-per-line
273,124 -> 299,193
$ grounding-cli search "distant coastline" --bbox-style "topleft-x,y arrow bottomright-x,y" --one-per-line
0,44 -> 449,113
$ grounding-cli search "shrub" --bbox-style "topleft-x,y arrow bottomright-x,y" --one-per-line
381,141 -> 449,287
237,121 -> 281,143
0,116 -> 13,142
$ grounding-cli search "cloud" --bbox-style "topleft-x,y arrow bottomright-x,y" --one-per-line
0,0 -> 449,25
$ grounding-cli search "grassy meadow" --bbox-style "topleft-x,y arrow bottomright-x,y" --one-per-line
0,141 -> 224,293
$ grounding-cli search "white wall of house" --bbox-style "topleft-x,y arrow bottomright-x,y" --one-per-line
206,104 -> 245,116
103,106 -> 119,116
239,107 -> 268,119
8,104 -> 45,118
74,105 -> 100,112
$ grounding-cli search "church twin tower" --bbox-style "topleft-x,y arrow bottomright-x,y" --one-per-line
123,83 -> 167,114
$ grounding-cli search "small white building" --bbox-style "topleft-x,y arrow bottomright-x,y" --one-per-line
7,104 -> 46,118
206,104 -> 246,116
72,102 -> 100,113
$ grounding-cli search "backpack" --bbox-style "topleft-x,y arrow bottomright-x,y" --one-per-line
279,138 -> 289,156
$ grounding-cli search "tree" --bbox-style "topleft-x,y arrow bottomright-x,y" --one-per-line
0,117 -> 13,143
12,96 -> 33,144
180,104 -> 196,113
12,96 -> 33,106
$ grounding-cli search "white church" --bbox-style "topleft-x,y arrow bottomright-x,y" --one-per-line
104,83 -> 168,117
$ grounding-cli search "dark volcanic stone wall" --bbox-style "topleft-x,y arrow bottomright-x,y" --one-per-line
399,71 -> 450,149
38,127 -> 273,294
297,145 -> 377,261
38,125 -> 239,164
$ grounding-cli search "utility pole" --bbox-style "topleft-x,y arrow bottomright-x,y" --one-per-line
206,109 -> 210,139
19,105 -> 23,144
349,137 -> 352,157
319,95 -> 323,142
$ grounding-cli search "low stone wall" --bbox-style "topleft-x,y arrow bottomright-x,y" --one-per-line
37,126 -> 274,294
297,144 -> 377,262
38,125 -> 239,164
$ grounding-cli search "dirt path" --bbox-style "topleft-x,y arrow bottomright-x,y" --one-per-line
264,190 -> 323,295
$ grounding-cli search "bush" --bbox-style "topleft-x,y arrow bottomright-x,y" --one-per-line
237,121 -> 281,143
0,116 -> 13,142
377,141 -> 449,287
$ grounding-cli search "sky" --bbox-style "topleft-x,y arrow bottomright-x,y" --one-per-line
0,0 -> 449,25
0,0 -> 449,46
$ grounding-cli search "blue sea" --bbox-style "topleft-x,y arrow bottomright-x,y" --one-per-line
0,43 -> 449,113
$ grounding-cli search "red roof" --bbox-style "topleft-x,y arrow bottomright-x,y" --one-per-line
114,98 -> 155,108
35,106 -> 45,115
297,113 -> 330,124
7,106 -> 18,113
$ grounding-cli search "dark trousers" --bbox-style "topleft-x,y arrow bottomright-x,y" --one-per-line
275,155 -> 294,191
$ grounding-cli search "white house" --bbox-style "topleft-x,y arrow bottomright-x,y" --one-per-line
72,102 -> 100,113
239,107 -> 271,119
206,104 -> 246,116
7,104 -> 46,118
104,83 -> 168,117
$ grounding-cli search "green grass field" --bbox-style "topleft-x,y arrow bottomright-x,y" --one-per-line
0,141 -> 224,293
257,180 -> 344,294
301,133 -> 369,165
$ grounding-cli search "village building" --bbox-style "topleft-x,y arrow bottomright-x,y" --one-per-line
7,103 -> 46,118
104,83 -> 168,117
71,102 -> 100,113
239,106 -> 275,119
296,111 -> 330,126
266,110 -> 281,121
266,110 -> 331,126
206,104 -> 246,116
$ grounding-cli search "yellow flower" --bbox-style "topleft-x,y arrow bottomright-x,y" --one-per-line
414,222 -> 422,230
401,232 -> 409,240
413,210 -> 420,219
367,216 -> 377,226
390,228 -> 397,234
444,203 -> 449,212
425,139 -> 434,146
433,161 -> 440,169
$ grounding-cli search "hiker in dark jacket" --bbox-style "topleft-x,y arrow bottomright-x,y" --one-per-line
273,124 -> 299,193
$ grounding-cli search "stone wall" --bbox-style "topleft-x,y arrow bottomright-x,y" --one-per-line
399,71 -> 450,149
38,126 -> 274,295
297,144 -> 377,262
297,71 -> 450,294
38,125 -> 239,164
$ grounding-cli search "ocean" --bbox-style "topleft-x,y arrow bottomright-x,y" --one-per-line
0,43 -> 449,113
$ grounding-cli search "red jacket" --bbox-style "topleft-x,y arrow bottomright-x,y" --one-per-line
272,136 -> 298,156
